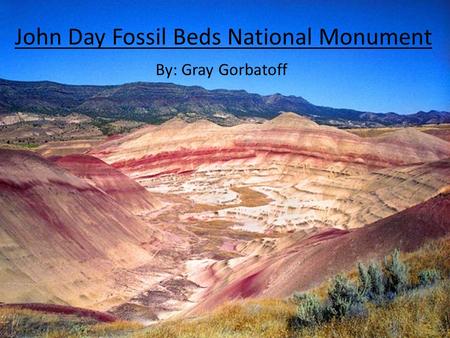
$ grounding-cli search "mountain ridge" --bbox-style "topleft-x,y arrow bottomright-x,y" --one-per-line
1,78 -> 448,127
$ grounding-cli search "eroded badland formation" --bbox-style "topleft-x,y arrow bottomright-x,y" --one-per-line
1,112 -> 449,323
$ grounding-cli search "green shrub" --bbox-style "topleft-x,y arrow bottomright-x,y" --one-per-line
290,293 -> 324,329
358,262 -> 371,298
327,275 -> 364,319
418,269 -> 441,287
384,249 -> 409,295
368,262 -> 385,300
291,291 -> 307,304
290,246 -> 446,333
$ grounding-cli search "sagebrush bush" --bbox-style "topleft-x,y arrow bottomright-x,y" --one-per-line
290,293 -> 324,329
291,292 -> 307,304
384,249 -> 409,294
141,238 -> 449,337
327,275 -> 364,319
357,262 -> 371,298
301,280 -> 450,338
368,262 -> 385,300
418,268 -> 441,287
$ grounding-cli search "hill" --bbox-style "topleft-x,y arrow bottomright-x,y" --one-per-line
188,192 -> 450,315
51,154 -> 162,213
1,113 -> 450,327
91,113 -> 450,231
0,149 -> 164,309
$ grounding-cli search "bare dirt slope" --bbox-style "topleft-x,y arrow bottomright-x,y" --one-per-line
0,149 -> 164,309
51,154 -> 163,213
188,191 -> 450,315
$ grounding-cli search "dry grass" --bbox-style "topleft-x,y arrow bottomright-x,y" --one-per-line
138,237 -> 450,338
299,282 -> 450,338
2,237 -> 448,337
0,307 -> 142,338
310,237 -> 450,299
0,307 -> 92,337
403,238 -> 450,287
135,299 -> 296,338
137,283 -> 449,338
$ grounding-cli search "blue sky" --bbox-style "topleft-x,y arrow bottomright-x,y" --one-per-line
1,0 -> 449,114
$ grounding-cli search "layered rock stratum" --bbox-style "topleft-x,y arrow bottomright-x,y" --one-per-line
1,112 -> 450,322
0,149 -> 168,310
92,113 -> 450,231
188,191 -> 450,314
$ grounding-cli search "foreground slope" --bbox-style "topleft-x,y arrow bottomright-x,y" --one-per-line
0,149 -> 161,309
2,233 -> 448,337
142,237 -> 450,338
188,191 -> 450,315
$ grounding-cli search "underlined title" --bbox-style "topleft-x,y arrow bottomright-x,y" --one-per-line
14,27 -> 433,50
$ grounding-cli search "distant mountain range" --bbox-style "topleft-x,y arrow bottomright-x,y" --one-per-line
0,78 -> 448,127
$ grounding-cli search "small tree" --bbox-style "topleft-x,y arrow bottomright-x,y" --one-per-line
327,275 -> 364,319
368,262 -> 385,300
383,249 -> 409,295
